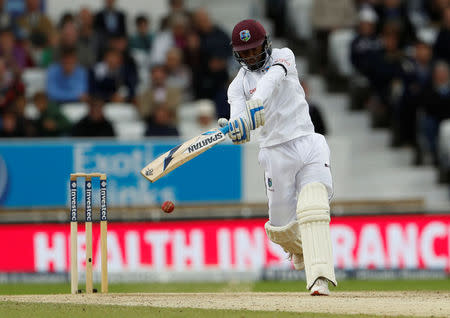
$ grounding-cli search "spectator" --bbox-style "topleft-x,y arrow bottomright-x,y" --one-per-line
423,0 -> 450,25
183,31 -> 202,73
34,92 -> 71,136
180,99 -> 216,138
107,34 -> 138,101
311,0 -> 357,73
17,0 -> 54,48
39,31 -> 59,67
129,15 -> 154,53
94,0 -> 127,38
46,47 -> 88,103
391,40 -> 433,147
0,29 -> 34,73
416,61 -> 450,164
192,8 -> 231,62
14,94 -> 36,136
150,13 -> 190,65
138,64 -> 181,120
89,48 -> 129,102
433,7 -> 450,65
193,53 -> 230,119
0,0 -> 15,31
72,96 -> 115,137
0,57 -> 25,113
351,8 -> 383,78
77,7 -> 100,67
145,104 -> 178,137
374,0 -> 417,47
0,108 -> 25,137
165,47 -> 191,100
160,0 -> 191,31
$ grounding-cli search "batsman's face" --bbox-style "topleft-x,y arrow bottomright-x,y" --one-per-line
238,45 -> 264,65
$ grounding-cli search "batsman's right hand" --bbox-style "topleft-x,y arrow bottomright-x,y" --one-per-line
228,117 -> 250,144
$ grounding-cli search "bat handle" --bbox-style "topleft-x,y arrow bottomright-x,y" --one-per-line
219,125 -> 230,135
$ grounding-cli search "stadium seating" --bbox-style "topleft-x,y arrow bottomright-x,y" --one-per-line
113,121 -> 146,140
61,103 -> 88,123
104,103 -> 140,123
22,68 -> 46,98
328,29 -> 356,77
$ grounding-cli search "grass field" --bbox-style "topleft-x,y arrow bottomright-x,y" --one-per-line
1,280 -> 449,318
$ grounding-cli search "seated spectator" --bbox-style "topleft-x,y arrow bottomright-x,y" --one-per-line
138,64 -> 181,121
89,48 -> 130,102
165,47 -> 192,100
150,13 -> 190,65
16,0 -> 54,48
34,92 -> 71,136
183,31 -> 202,73
433,7 -> 450,65
94,0 -> 127,38
77,7 -> 100,68
145,104 -> 178,137
14,94 -> 36,136
193,53 -> 230,119
107,34 -> 138,101
72,96 -> 115,137
351,7 -> 383,78
46,47 -> 88,103
0,108 -> 25,137
424,0 -> 449,25
374,0 -> 417,47
0,57 -> 25,113
180,99 -> 216,138
0,0 -> 15,31
129,15 -> 153,53
192,8 -> 231,62
160,0 -> 191,31
416,61 -> 450,164
0,28 -> 34,73
39,31 -> 59,67
391,39 -> 433,147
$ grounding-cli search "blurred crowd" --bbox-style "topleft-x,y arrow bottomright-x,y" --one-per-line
280,0 -> 450,178
0,0 -> 232,138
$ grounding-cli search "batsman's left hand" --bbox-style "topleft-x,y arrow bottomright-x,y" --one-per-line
246,98 -> 265,130
228,117 -> 251,144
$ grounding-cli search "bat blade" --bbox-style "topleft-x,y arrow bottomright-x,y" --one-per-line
140,126 -> 229,182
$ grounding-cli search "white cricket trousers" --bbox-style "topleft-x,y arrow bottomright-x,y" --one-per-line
258,133 -> 333,227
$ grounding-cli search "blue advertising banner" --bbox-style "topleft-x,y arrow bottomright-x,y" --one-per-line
0,139 -> 242,208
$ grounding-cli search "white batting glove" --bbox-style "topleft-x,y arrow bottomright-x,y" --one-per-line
228,117 -> 251,144
246,98 -> 265,130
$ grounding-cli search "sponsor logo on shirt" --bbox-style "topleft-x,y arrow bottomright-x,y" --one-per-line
274,58 -> 290,67
249,88 -> 256,95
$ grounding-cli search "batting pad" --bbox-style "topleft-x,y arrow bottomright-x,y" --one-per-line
297,182 -> 337,289
265,220 -> 304,269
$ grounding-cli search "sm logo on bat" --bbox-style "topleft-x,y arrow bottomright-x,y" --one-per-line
186,132 -> 224,154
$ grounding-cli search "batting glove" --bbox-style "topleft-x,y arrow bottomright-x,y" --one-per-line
228,117 -> 251,144
246,98 -> 265,130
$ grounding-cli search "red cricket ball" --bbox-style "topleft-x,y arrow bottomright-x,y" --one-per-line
161,201 -> 175,213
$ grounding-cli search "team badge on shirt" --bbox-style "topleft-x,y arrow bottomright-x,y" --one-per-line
267,177 -> 274,191
240,30 -> 251,42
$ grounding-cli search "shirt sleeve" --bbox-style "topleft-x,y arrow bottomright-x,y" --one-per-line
228,71 -> 247,121
253,48 -> 296,103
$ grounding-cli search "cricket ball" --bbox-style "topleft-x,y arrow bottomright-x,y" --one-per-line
161,201 -> 175,213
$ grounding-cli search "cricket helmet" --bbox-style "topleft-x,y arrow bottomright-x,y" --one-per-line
231,19 -> 272,71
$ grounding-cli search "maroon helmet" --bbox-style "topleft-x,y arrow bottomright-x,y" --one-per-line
231,19 -> 272,71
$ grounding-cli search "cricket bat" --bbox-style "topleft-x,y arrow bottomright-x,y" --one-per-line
141,125 -> 229,182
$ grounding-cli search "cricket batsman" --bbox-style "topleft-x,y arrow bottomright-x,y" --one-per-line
223,19 -> 337,295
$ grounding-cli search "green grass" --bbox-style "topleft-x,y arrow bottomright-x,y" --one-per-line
0,302 -> 428,318
0,279 -> 449,295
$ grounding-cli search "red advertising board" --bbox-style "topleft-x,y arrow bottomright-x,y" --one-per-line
0,215 -> 449,272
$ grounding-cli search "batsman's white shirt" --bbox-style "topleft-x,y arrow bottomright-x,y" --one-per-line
228,47 -> 314,148
228,48 -> 333,227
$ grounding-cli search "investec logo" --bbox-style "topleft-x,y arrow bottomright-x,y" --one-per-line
187,132 -> 223,154
85,184 -> 92,221
70,183 -> 77,221
100,186 -> 107,221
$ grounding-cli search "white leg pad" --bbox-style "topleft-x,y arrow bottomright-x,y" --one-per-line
297,182 -> 337,289
265,220 -> 304,269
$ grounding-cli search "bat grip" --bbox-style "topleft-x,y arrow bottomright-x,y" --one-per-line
219,125 -> 230,135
